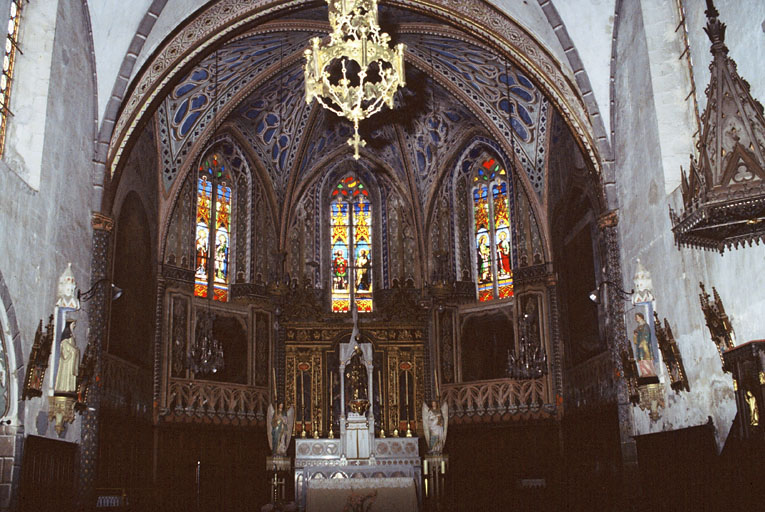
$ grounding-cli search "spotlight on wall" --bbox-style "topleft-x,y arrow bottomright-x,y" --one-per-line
78,279 -> 123,302
588,281 -> 633,304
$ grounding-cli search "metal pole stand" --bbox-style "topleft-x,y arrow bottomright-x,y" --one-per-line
423,454 -> 448,511
265,455 -> 292,508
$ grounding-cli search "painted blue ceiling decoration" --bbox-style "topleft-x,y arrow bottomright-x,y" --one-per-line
362,122 -> 408,184
404,33 -> 550,199
232,62 -> 313,200
157,30 -> 319,192
156,25 -> 554,208
398,78 -> 479,206
295,109 -> 356,184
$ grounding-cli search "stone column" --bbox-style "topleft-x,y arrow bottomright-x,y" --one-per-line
77,213 -> 114,509
545,274 -> 563,402
597,211 -> 638,508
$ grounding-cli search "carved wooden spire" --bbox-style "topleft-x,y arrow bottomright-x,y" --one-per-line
671,0 -> 765,252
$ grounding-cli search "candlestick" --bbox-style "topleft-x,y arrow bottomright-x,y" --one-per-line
441,461 -> 445,474
404,371 -> 409,408
301,371 -> 305,422
377,369 -> 383,432
424,460 -> 428,475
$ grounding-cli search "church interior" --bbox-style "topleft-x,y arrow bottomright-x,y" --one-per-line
0,0 -> 764,510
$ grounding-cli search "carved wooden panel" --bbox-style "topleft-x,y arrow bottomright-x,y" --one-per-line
284,324 -> 425,436
170,295 -> 188,379
19,436 -> 76,511
254,311 -> 270,387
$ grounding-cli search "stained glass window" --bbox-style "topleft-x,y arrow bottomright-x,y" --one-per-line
0,1 -> 23,157
195,153 -> 232,302
472,158 -> 513,301
331,176 -> 373,313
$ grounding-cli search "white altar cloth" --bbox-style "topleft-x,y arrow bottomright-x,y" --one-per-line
305,477 -> 417,512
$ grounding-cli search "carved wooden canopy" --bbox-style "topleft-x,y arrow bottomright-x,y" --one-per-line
670,1 -> 765,252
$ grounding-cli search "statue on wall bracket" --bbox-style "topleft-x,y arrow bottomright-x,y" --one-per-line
47,263 -> 82,436
627,260 -> 665,421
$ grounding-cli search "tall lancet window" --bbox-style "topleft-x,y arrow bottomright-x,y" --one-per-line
195,153 -> 232,302
472,158 -> 513,301
0,1 -> 23,157
330,176 -> 373,313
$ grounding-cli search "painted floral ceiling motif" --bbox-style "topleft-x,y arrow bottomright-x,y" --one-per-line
156,8 -> 553,209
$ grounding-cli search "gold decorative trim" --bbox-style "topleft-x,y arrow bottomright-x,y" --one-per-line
637,382 -> 665,422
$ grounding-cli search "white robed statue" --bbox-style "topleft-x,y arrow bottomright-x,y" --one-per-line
55,320 -> 80,393
422,400 -> 448,454
267,403 -> 295,456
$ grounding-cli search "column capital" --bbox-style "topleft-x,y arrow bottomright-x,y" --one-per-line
91,212 -> 114,232
597,210 -> 619,230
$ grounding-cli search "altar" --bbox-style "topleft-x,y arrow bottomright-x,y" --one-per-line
292,333 -> 421,511
306,477 -> 417,512
294,437 -> 421,511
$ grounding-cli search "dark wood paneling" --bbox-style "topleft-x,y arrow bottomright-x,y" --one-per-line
18,435 -> 77,512
448,423 -> 561,511
635,423 -> 720,511
155,425 -> 270,512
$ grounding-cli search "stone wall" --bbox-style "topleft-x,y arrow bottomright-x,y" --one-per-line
612,0 -> 765,449
0,0 -> 97,507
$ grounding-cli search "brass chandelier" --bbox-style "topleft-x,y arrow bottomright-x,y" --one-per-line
305,0 -> 406,159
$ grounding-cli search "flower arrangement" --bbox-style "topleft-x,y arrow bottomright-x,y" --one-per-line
343,489 -> 378,512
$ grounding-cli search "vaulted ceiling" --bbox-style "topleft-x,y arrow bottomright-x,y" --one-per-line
152,4 -> 554,228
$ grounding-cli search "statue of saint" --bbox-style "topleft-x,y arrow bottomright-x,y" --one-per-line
345,345 -> 368,413
55,320 -> 80,394
745,390 -> 759,427
422,400 -> 449,454
632,313 -> 656,377
267,403 -> 295,456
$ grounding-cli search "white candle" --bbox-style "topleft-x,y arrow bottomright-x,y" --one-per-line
301,371 -> 305,421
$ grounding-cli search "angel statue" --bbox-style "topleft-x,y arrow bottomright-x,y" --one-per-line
422,400 -> 449,454
267,403 -> 295,456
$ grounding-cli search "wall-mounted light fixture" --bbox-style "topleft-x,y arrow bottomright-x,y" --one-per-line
588,281 -> 633,304
78,278 -> 123,302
